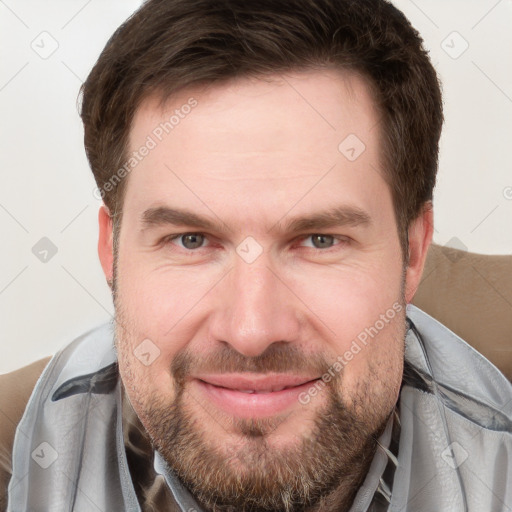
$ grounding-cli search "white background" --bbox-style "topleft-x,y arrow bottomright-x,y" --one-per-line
1,0 -> 511,373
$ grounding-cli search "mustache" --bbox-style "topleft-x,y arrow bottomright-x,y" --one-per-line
171,342 -> 338,386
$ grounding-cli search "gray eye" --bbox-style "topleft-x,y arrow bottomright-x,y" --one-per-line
311,234 -> 335,249
180,233 -> 205,249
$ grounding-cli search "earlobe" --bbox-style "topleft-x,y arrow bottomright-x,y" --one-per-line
404,201 -> 434,303
98,205 -> 114,288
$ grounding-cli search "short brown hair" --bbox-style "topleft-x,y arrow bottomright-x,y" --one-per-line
80,0 -> 443,262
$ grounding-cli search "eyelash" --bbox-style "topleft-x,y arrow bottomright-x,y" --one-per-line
160,232 -> 350,253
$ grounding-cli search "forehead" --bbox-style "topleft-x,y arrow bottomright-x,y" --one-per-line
123,69 -> 390,233
130,68 -> 379,157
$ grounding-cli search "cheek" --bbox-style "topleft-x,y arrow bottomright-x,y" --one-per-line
341,305 -> 406,413
114,270 -> 188,396
290,259 -> 403,347
116,327 -> 179,413
116,254 -> 205,348
288,259 -> 405,401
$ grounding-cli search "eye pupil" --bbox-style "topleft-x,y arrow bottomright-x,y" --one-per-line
312,234 -> 334,249
182,233 -> 204,249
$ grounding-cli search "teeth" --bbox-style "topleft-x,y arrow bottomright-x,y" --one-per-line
237,387 -> 287,394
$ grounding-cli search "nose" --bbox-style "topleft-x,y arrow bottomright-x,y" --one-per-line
209,253 -> 301,357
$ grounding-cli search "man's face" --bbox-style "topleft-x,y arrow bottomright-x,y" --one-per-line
110,69 -> 409,511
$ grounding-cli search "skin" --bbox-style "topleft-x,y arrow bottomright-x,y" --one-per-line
98,68 -> 433,511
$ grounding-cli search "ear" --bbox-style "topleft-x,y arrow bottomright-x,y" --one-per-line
98,205 -> 114,288
404,201 -> 434,303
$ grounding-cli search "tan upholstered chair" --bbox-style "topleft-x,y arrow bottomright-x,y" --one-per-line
413,243 -> 512,381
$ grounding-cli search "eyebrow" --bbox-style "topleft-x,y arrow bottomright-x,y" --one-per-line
140,205 -> 372,235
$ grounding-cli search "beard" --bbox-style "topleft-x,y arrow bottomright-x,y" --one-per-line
117,330 -> 401,512
144,374 -> 390,512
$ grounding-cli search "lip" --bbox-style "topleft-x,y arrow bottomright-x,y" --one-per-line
192,374 -> 321,418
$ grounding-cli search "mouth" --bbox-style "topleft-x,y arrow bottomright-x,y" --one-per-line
192,374 -> 321,418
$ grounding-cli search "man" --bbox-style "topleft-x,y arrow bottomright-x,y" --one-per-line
3,0 -> 512,510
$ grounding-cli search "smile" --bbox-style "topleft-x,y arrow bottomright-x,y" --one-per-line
192,374 -> 321,418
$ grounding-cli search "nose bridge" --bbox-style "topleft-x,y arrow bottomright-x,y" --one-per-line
213,252 -> 300,357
